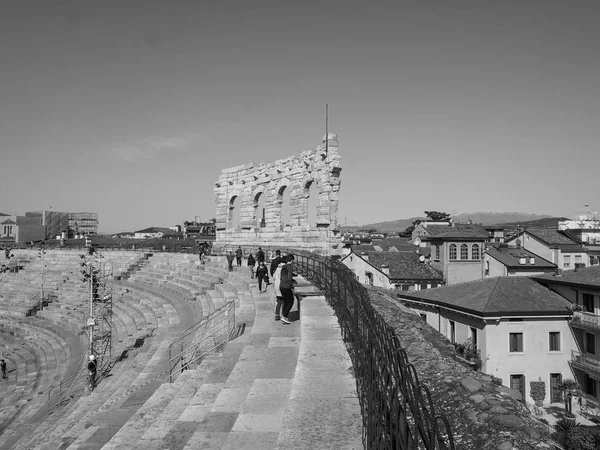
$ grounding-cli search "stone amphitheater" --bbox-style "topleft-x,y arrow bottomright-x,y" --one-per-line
0,249 -> 361,449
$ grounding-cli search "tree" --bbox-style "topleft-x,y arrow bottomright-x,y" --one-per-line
424,211 -> 452,222
403,219 -> 422,237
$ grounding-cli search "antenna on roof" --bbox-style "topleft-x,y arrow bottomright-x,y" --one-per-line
325,104 -> 328,158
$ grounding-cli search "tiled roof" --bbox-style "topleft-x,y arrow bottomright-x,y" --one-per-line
353,244 -> 377,253
361,251 -> 443,281
380,238 -> 415,251
519,229 -> 581,246
532,265 -> 600,288
486,245 -> 556,269
400,277 -> 572,317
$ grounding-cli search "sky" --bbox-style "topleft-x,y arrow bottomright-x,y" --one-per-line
1,1 -> 599,233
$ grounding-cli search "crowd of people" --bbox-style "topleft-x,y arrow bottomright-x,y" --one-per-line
223,246 -> 297,325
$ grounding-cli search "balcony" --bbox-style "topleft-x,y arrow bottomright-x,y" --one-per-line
570,311 -> 600,333
571,350 -> 600,378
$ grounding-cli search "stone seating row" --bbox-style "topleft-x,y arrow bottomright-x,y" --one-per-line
12,277 -> 207,449
0,316 -> 77,437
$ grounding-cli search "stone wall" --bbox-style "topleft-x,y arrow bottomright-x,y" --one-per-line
213,134 -> 342,255
368,286 -> 554,449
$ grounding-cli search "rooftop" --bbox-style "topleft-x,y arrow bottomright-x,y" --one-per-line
353,251 -> 443,281
532,265 -> 600,289
515,228 -> 582,247
486,244 -> 556,269
399,276 -> 572,317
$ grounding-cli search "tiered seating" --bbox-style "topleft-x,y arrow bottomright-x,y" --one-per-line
0,316 -> 82,444
2,252 -> 361,449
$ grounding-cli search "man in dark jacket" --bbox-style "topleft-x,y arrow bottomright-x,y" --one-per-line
247,252 -> 256,278
88,355 -> 97,390
226,252 -> 235,272
279,254 -> 295,324
256,261 -> 268,292
270,250 -> 282,277
235,247 -> 243,266
256,247 -> 265,264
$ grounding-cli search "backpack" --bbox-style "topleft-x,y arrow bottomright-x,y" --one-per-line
280,265 -> 292,289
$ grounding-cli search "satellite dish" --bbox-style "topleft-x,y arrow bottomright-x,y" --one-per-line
419,255 -> 425,262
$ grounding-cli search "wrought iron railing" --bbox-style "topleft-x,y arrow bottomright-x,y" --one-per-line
47,353 -> 88,414
287,249 -> 455,449
571,349 -> 600,378
168,300 -> 236,383
117,254 -> 151,280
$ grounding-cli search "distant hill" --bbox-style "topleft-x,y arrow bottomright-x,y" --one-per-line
452,212 -> 553,226
492,217 -> 569,230
346,212 -> 560,233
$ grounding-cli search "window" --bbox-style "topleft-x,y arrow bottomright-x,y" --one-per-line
586,332 -> 596,355
509,332 -> 523,352
449,320 -> 456,343
460,244 -> 468,260
435,245 -> 440,260
485,261 -> 490,275
564,255 -> 571,268
549,332 -> 560,351
575,255 -> 583,264
470,327 -> 478,348
420,313 -> 427,321
401,284 -> 409,291
585,374 -> 598,398
583,293 -> 594,313
449,244 -> 457,260
420,283 -> 428,290
472,244 -> 480,260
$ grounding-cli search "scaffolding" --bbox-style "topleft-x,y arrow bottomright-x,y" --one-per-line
82,252 -> 113,375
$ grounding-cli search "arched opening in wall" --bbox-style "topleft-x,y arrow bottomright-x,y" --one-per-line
228,196 -> 241,229
306,181 -> 318,226
254,192 -> 266,228
279,186 -> 290,227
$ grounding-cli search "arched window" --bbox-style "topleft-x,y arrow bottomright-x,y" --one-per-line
278,185 -> 290,227
460,244 -> 468,260
228,196 -> 241,229
305,181 -> 318,226
254,192 -> 266,228
449,244 -> 457,260
472,244 -> 480,260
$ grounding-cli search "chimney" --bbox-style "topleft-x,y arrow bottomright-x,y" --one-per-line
498,243 -> 509,253
381,264 -> 390,276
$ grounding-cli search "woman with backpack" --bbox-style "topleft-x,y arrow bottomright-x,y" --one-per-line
255,261 -> 268,292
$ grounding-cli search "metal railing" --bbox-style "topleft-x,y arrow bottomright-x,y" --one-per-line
47,353 -> 87,414
288,249 -> 455,450
571,349 -> 600,377
168,300 -> 236,383
117,254 -> 150,280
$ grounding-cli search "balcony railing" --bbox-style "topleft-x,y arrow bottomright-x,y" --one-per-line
571,349 -> 600,378
570,311 -> 600,333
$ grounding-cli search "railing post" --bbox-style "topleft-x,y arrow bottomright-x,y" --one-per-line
168,345 -> 172,383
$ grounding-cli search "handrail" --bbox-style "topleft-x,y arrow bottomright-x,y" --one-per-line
281,248 -> 455,450
48,352 -> 87,414
168,300 -> 236,382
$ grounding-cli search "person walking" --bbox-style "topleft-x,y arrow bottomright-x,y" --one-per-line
1,359 -> 6,379
256,247 -> 265,264
247,252 -> 256,278
87,355 -> 97,390
226,252 -> 235,272
272,257 -> 286,320
235,247 -> 243,267
256,261 -> 268,292
270,249 -> 283,277
279,254 -> 296,324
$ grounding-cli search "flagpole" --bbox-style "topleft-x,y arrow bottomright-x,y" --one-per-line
325,104 -> 328,158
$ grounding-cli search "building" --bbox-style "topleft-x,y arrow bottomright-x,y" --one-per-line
414,226 -> 489,285
558,216 -> 600,266
484,243 -> 557,278
25,211 -> 99,238
0,212 -> 46,244
134,227 -> 181,239
398,277 -> 575,405
532,266 -> 600,409
340,250 -> 443,291
182,220 -> 216,239
505,228 -> 588,271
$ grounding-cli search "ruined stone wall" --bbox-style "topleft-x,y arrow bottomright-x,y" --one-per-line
213,134 -> 342,254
